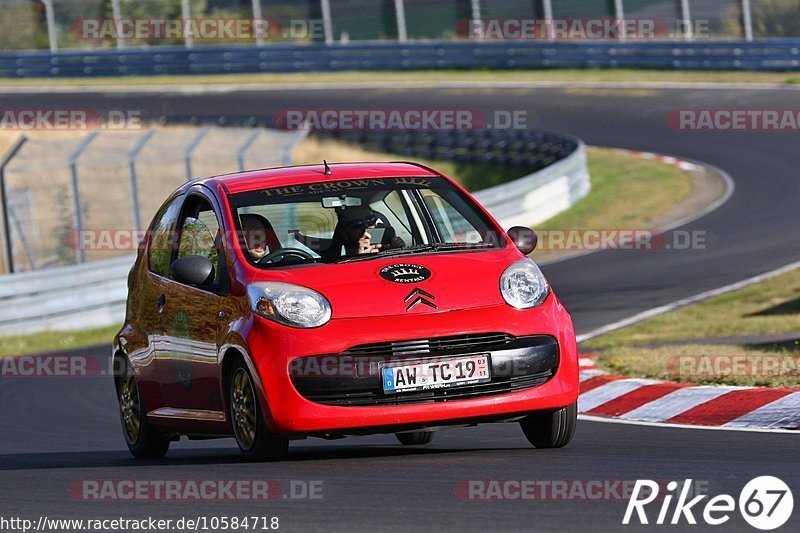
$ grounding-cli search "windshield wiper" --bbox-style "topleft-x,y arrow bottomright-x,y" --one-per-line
335,245 -> 436,263
334,243 -> 494,263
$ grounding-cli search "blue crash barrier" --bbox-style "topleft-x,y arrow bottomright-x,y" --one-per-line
0,39 -> 799,78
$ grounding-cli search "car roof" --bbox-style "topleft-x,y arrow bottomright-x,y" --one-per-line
195,162 -> 440,195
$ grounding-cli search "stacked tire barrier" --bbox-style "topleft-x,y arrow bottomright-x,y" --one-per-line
313,129 -> 577,171
1,39 -> 799,78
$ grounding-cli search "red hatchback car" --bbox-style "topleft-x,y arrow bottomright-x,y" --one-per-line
114,162 -> 579,461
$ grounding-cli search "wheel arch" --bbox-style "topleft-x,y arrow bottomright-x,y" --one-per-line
219,344 -> 278,431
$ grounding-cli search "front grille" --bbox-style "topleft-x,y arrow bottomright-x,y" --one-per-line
303,370 -> 554,406
342,332 -> 515,358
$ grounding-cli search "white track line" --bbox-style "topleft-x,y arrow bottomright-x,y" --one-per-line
577,259 -> 800,343
723,392 -> 800,430
578,414 -> 799,434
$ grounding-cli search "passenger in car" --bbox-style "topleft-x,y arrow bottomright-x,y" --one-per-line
240,213 -> 281,261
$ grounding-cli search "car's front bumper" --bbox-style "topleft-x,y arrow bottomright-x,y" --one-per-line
246,295 -> 579,435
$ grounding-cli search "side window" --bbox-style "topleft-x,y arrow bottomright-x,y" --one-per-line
373,191 -> 414,245
147,196 -> 183,277
421,189 -> 484,243
176,197 -> 223,286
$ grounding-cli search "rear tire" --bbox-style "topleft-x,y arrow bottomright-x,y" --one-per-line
229,360 -> 289,462
519,402 -> 577,449
117,359 -> 170,459
395,430 -> 435,445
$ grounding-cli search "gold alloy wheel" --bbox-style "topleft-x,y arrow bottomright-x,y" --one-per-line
231,368 -> 257,450
120,372 -> 141,442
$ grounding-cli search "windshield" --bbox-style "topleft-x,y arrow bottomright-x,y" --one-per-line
230,176 -> 505,267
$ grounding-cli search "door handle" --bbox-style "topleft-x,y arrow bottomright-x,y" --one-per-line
157,294 -> 166,313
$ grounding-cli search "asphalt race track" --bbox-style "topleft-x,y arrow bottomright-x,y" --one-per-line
1,84 -> 799,531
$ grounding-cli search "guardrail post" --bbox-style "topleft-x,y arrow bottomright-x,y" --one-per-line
237,130 -> 262,172
181,0 -> 194,48
184,128 -> 210,181
128,129 -> 156,231
40,0 -> 58,53
742,0 -> 754,41
614,0 -> 626,40
69,131 -> 100,264
320,0 -> 334,44
394,0 -> 408,43
0,135 -> 28,274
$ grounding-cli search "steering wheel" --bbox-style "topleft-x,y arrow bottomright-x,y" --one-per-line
257,248 -> 315,265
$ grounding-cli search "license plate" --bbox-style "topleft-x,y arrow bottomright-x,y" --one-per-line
381,354 -> 491,394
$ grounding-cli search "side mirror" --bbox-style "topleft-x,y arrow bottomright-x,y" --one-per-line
507,226 -> 538,255
170,255 -> 214,286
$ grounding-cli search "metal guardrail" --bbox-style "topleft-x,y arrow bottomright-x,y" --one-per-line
474,142 -> 590,229
0,131 -> 590,335
0,255 -> 134,335
1,39 -> 799,78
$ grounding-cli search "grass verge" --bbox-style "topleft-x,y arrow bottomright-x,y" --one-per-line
0,69 -> 798,88
585,267 -> 800,387
0,324 -> 121,358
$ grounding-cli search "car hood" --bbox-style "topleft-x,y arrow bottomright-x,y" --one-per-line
250,247 -> 522,319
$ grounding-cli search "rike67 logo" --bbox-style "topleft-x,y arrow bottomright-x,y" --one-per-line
624,477 -> 793,530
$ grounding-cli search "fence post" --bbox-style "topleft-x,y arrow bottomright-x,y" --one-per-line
181,0 -> 194,48
614,0 -> 626,40
469,0 -> 481,39
741,0 -> 753,41
282,127 -> 311,166
40,0 -> 58,52
252,0 -> 265,46
283,127 -> 311,233
128,129 -> 156,231
680,0 -> 693,40
0,135 -> 28,274
185,128 -> 210,182
110,0 -> 125,49
237,130 -> 262,172
69,131 -> 100,264
542,0 -> 555,41
320,0 -> 334,44
394,0 -> 408,43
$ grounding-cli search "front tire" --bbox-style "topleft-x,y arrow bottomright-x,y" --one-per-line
395,430 -> 435,445
519,402 -> 577,449
117,359 -> 170,459
229,361 -> 289,461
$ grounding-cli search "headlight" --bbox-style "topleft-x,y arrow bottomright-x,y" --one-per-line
247,282 -> 331,328
500,258 -> 550,309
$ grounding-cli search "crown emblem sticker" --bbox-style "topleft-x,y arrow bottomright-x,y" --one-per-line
379,263 -> 432,283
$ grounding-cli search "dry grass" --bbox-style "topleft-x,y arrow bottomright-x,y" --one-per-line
1,69 -> 798,88
588,267 -> 800,387
597,344 -> 800,388
589,268 -> 800,350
